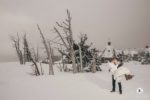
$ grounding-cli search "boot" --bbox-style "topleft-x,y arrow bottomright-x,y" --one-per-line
118,82 -> 122,94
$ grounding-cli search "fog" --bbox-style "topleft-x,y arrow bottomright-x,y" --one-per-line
0,0 -> 150,62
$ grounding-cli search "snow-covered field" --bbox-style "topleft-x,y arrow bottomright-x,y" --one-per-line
0,61 -> 150,100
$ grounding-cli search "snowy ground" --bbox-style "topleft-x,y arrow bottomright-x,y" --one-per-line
0,61 -> 150,100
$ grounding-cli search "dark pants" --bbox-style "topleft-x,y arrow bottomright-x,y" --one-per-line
112,75 -> 122,94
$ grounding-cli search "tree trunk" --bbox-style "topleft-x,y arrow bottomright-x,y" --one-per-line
48,41 -> 54,75
78,44 -> 83,72
36,47 -> 39,62
31,57 -> 40,76
61,54 -> 65,71
37,24 -> 54,75
71,47 -> 77,73
19,51 -> 24,64
92,54 -> 96,73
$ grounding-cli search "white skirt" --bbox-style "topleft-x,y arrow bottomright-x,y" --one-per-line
114,67 -> 131,82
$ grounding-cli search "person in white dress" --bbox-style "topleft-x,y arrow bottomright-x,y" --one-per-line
108,57 -> 133,94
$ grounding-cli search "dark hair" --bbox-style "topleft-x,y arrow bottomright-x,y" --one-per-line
145,45 -> 149,48
111,57 -> 124,68
108,41 -> 111,46
111,57 -> 122,62
117,62 -> 124,68
110,57 -> 117,62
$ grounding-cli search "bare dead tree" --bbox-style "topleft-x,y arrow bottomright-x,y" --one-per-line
23,34 -> 41,75
28,47 -> 40,76
11,33 -> 40,75
40,62 -> 44,75
23,35 -> 40,75
36,46 -> 39,62
78,44 -> 83,72
23,33 -> 31,63
32,48 -> 37,62
91,51 -> 96,73
37,24 -> 54,75
48,41 -> 54,67
48,41 -> 54,64
60,46 -> 65,71
30,46 -> 40,63
54,9 -> 77,73
10,33 -> 24,64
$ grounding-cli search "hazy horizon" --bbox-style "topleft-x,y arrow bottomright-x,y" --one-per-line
0,0 -> 150,62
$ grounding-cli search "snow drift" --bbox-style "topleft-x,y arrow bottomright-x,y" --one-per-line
0,61 -> 150,100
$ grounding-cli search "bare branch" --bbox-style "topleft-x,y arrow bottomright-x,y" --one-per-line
63,21 -> 69,26
54,27 -> 69,50
10,33 -> 24,64
56,22 -> 69,30
58,49 -> 71,59
51,35 -> 59,42
49,40 -> 64,46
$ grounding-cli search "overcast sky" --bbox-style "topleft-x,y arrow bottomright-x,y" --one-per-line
0,0 -> 150,62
